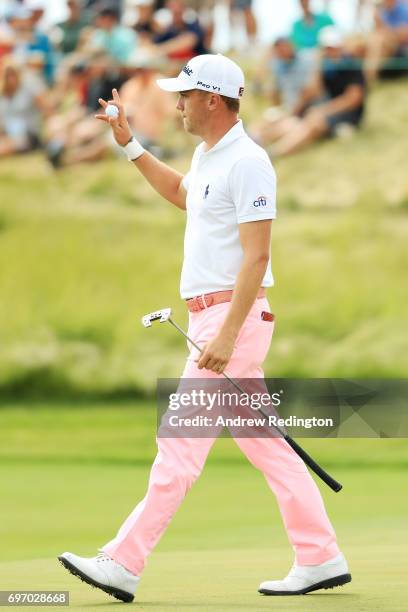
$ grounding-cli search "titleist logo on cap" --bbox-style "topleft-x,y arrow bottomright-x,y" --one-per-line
182,65 -> 193,76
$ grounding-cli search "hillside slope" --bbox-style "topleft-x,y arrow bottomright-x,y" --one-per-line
0,80 -> 407,396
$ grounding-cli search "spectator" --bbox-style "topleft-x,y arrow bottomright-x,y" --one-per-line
255,27 -> 367,157
0,57 -> 49,156
91,4 -> 137,64
84,49 -> 125,111
84,0 -> 124,20
45,53 -> 177,168
64,59 -> 94,109
7,5 -> 55,83
270,37 -> 317,111
24,0 -> 46,30
291,0 -> 334,51
183,0 -> 216,50
44,58 -> 108,168
249,37 -> 318,146
131,0 -> 156,42
55,0 -> 90,55
365,0 -> 408,82
229,0 -> 257,48
153,0 -> 208,62
120,53 -> 177,153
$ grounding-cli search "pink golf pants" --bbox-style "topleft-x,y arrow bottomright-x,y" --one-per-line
102,297 -> 340,575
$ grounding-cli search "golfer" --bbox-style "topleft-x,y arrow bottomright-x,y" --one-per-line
58,54 -> 351,602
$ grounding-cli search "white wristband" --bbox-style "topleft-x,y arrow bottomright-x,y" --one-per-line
123,137 -> 145,162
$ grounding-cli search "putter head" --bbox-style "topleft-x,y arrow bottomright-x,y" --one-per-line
142,308 -> 172,328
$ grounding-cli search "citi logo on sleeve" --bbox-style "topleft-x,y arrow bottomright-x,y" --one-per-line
253,196 -> 267,207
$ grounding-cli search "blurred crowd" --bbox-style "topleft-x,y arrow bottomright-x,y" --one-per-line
0,0 -> 407,165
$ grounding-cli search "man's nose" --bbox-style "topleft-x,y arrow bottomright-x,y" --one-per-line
176,96 -> 184,111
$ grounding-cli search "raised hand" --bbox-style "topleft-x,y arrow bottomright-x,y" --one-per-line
95,88 -> 132,146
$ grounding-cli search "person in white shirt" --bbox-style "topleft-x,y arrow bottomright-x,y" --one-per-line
0,57 -> 48,156
58,54 -> 351,603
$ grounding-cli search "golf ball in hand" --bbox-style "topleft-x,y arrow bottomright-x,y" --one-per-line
105,104 -> 119,118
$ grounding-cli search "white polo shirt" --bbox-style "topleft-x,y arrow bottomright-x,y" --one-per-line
180,120 -> 277,299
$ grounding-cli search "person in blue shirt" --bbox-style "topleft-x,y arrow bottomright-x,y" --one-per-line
153,0 -> 208,62
290,0 -> 334,50
91,6 -> 137,64
6,6 -> 55,84
27,28 -> 54,84
381,0 -> 408,27
365,0 -> 408,82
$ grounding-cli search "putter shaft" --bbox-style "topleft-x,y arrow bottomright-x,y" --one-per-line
145,311 -> 343,493
168,318 -> 246,395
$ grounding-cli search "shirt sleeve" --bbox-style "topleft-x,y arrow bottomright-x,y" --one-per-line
182,172 -> 191,191
382,3 -> 408,27
321,13 -> 335,27
228,156 -> 277,224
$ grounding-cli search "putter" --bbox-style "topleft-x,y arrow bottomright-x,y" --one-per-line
142,308 -> 342,493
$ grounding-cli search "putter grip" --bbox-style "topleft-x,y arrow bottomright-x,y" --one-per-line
284,435 -> 343,493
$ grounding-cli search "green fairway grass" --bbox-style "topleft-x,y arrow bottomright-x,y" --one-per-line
1,405 -> 407,610
1,543 -> 407,611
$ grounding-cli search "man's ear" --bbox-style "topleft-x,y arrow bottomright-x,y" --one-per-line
208,93 -> 221,111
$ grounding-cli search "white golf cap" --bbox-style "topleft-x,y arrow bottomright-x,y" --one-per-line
157,54 -> 245,99
319,26 -> 344,48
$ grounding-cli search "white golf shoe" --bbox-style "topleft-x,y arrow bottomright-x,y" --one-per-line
259,552 -> 351,596
58,551 -> 140,603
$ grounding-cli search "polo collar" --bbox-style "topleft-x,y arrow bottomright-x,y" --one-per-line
200,120 -> 245,155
